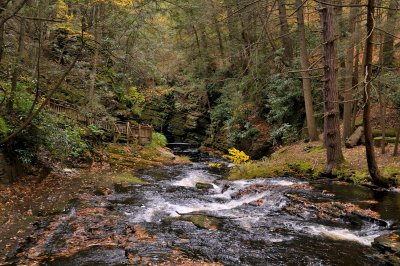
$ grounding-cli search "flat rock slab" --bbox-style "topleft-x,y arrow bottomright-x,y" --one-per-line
43,246 -> 128,266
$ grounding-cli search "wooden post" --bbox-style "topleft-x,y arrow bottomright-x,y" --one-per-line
138,124 -> 141,145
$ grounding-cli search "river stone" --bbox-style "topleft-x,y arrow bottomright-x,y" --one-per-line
372,232 -> 400,254
178,214 -> 223,230
195,182 -> 213,190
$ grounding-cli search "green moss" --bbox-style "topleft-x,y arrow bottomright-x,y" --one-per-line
195,182 -> 213,189
355,119 -> 363,127
307,145 -> 325,155
227,164 -> 289,180
337,168 -> 371,184
172,214 -> 223,230
382,166 -> 400,178
374,137 -> 398,144
372,128 -> 397,137
112,172 -> 147,184
288,160 -> 314,175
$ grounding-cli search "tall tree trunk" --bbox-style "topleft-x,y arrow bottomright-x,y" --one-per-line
214,16 -> 224,58
320,1 -> 344,174
295,0 -> 318,141
378,32 -> 387,155
277,0 -> 293,65
88,6 -> 100,111
342,0 -> 359,140
351,27 -> 361,130
7,18 -> 25,112
363,0 -> 388,188
192,25 -> 202,57
382,0 -> 397,66
209,0 -> 224,58
394,126 -> 400,156
378,91 -> 386,154
0,1 -> 6,62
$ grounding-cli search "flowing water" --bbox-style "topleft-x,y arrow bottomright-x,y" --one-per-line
13,145 -> 400,265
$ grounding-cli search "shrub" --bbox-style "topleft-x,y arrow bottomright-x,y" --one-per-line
150,132 -> 167,148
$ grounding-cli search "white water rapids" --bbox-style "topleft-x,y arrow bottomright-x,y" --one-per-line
124,166 -> 387,247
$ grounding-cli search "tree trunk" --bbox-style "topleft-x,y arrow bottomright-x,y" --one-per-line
7,18 -> 25,112
320,1 -> 344,174
342,0 -> 359,140
382,0 -> 397,66
345,126 -> 364,148
0,0 -> 6,62
351,27 -> 361,130
192,25 -> 202,56
88,6 -> 100,110
378,90 -> 387,154
394,126 -> 400,156
363,0 -> 388,188
295,0 -> 318,141
277,0 -> 293,65
214,16 -> 224,58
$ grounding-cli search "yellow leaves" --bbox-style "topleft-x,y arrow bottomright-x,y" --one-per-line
225,148 -> 250,165
208,163 -> 222,168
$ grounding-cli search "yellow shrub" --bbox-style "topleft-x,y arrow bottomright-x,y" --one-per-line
225,148 -> 250,165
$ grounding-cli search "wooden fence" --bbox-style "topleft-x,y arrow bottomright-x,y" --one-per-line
47,100 -> 153,145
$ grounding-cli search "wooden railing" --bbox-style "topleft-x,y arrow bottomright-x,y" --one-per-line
47,100 -> 152,145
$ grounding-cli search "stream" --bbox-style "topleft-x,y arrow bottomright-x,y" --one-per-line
11,144 -> 400,265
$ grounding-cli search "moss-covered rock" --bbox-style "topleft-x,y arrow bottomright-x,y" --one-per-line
195,182 -> 213,190
169,214 -> 224,230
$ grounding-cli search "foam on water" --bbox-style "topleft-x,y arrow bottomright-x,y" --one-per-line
284,222 -> 381,246
268,179 -> 305,186
172,170 -> 216,187
130,190 -> 270,222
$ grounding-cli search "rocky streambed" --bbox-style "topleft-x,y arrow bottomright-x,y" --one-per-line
5,150 -> 400,265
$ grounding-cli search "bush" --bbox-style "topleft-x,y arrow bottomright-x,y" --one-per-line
150,132 -> 167,148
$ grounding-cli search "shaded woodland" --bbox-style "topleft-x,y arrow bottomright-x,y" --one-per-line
0,0 -> 399,187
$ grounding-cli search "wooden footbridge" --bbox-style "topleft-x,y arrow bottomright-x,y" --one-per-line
47,99 -> 152,145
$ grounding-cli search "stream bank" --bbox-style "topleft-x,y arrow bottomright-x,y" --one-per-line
228,141 -> 400,189
0,143 -> 186,263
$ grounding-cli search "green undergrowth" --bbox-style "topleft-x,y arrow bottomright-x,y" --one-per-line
227,160 -> 324,181
226,142 -> 400,187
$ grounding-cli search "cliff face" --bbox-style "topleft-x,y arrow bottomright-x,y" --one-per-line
141,87 -> 210,144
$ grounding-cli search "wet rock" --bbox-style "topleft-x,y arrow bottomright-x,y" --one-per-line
248,199 -> 265,207
372,232 -> 400,265
373,232 -> 400,253
172,214 -> 224,231
114,183 -> 132,193
195,182 -> 213,190
43,246 -> 128,266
